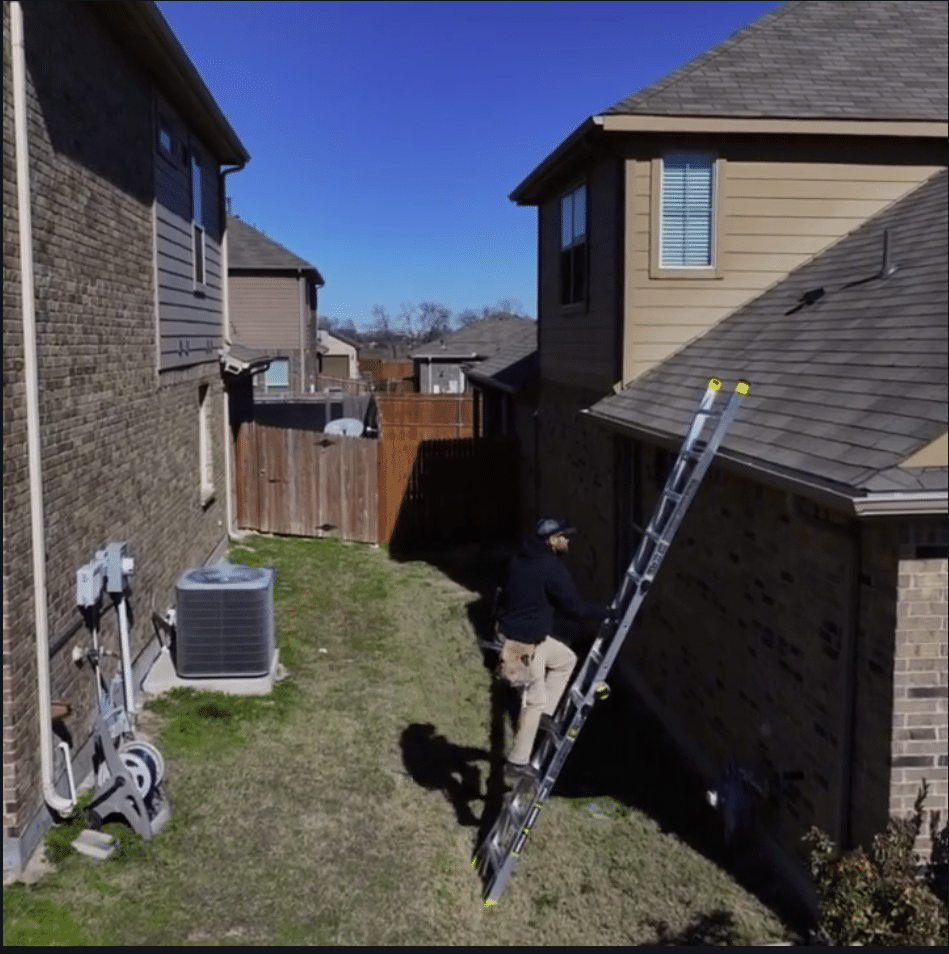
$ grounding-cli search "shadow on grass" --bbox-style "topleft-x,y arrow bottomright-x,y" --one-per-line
389,538 -> 812,937
643,908 -> 745,946
399,724 -> 491,828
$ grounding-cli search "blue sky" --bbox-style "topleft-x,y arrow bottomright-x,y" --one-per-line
157,0 -> 780,328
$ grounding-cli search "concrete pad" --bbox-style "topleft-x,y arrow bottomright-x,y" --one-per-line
142,647 -> 285,697
142,647 -> 284,698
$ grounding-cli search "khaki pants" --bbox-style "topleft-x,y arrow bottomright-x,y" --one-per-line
501,636 -> 577,766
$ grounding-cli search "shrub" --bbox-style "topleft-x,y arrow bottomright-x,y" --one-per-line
804,783 -> 949,946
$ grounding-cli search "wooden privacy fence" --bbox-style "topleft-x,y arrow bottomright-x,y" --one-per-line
235,422 -> 378,543
233,394 -> 516,547
380,436 -> 518,549
375,393 -> 474,440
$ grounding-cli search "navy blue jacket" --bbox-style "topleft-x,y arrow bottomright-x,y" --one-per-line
495,536 -> 610,644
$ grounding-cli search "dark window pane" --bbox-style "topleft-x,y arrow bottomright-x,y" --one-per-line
193,225 -> 205,285
573,245 -> 587,302
573,185 -> 586,241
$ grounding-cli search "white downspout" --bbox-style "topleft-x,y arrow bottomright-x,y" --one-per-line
220,172 -> 244,539
12,0 -> 74,814
221,219 -> 235,538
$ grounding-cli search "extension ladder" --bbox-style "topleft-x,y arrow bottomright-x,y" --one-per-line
473,377 -> 750,905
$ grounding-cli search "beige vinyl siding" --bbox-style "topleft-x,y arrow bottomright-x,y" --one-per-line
540,158 -> 620,393
623,157 -> 943,383
229,274 -> 303,350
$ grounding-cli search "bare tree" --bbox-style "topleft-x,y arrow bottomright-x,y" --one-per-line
455,298 -> 532,325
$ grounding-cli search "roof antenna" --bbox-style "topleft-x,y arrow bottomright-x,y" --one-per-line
226,196 -> 233,214
879,228 -> 897,279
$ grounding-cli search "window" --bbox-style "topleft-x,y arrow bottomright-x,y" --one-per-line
659,152 -> 715,268
560,183 -> 587,306
157,120 -> 174,158
198,385 -> 214,504
265,359 -> 290,391
191,152 -> 205,288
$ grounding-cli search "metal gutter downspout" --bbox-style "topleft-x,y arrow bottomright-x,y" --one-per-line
298,268 -> 305,393
220,164 -> 246,539
12,0 -> 73,815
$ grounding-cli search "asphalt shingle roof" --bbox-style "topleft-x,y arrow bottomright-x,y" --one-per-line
605,1 -> 948,122
412,318 -> 537,360
465,323 -> 538,393
589,170 -> 948,498
227,215 -> 323,278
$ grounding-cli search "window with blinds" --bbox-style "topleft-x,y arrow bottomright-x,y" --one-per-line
660,153 -> 714,268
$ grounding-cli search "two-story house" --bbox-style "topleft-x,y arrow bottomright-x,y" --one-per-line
3,0 -> 249,876
412,318 -> 536,394
227,214 -> 325,395
509,0 -> 946,884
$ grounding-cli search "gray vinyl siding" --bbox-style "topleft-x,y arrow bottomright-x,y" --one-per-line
154,98 -> 223,370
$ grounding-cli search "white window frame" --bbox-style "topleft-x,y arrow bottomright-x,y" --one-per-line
265,358 -> 291,391
198,384 -> 214,505
651,152 -> 725,279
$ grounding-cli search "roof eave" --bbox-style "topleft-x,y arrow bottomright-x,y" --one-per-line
466,368 -> 515,394
510,113 -> 946,205
852,491 -> 948,517
509,116 -> 603,205
597,113 -> 947,138
93,1 -> 250,166
582,407 -> 945,518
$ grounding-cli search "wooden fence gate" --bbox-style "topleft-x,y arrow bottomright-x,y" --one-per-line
235,421 -> 378,543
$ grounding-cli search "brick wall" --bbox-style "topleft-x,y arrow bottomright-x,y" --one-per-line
890,520 -> 948,854
3,1 -> 229,869
534,381 -> 616,604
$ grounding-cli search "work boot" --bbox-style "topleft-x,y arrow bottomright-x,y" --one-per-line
538,713 -> 558,738
504,761 -> 538,784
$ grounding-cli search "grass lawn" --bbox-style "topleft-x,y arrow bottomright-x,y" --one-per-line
4,535 -> 802,945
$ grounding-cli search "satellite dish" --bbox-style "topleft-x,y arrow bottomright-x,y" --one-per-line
324,417 -> 364,437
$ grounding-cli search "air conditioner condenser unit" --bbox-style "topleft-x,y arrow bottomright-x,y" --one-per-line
174,565 -> 275,678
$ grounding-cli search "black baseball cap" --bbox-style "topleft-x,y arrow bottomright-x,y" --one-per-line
535,517 -> 577,538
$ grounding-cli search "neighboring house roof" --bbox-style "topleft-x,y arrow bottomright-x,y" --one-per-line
588,170 -> 948,513
412,318 -> 536,360
606,1 -> 948,122
93,2 -> 248,165
319,329 -> 362,352
465,323 -> 538,394
227,215 -> 325,282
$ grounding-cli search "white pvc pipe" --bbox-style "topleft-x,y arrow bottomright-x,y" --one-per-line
116,596 -> 136,722
57,742 -> 77,806
12,0 -> 74,814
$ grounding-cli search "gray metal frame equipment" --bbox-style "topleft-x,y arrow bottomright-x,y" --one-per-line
473,376 -> 750,905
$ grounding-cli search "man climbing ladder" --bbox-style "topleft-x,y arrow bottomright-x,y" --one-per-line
473,377 -> 750,905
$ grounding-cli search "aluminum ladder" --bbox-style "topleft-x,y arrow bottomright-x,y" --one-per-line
473,377 -> 750,905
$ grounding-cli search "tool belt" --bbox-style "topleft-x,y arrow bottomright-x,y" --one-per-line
495,636 -> 537,688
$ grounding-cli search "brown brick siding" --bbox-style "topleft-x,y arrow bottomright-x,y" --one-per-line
3,1 -> 229,856
890,520 -> 948,854
536,393 -> 948,864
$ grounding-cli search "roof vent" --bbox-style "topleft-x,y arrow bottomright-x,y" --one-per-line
879,229 -> 897,279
